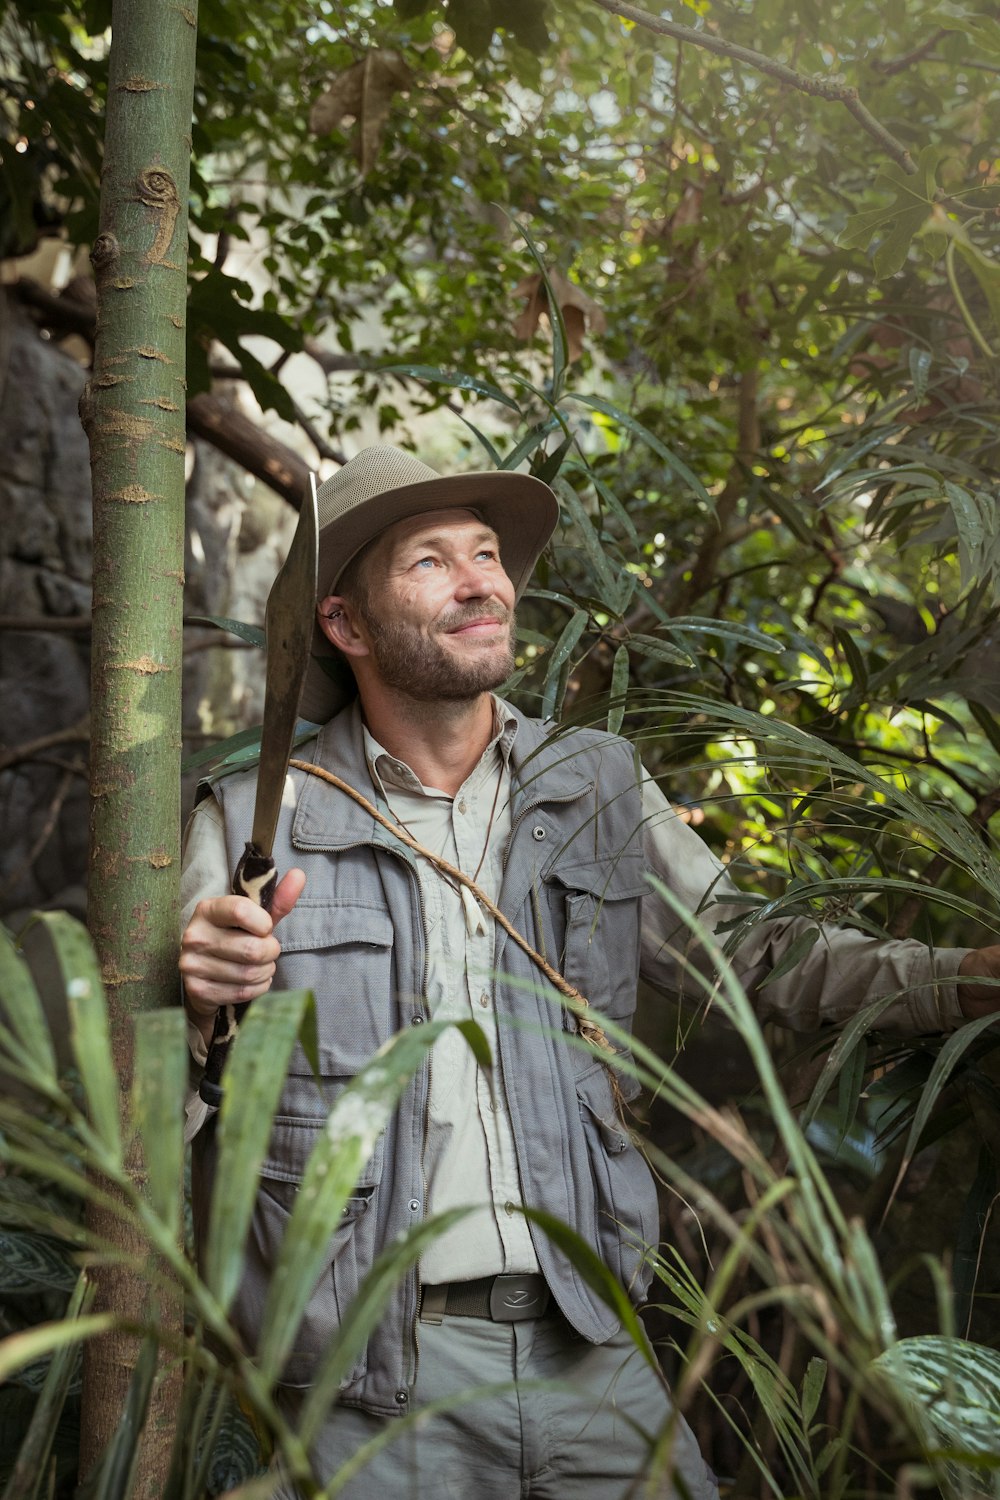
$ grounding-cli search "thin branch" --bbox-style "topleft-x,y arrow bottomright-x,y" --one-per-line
0,719 -> 90,775
0,767 -> 77,901
873,28 -> 951,76
588,0 -> 916,173
290,398 -> 348,465
0,615 -> 92,633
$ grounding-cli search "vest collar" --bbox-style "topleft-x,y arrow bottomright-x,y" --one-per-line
291,700 -> 593,852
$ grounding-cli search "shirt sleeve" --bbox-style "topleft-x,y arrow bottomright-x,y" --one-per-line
638,771 -> 969,1034
180,795 -> 231,1142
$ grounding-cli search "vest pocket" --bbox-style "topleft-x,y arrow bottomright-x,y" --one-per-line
550,873 -> 644,1023
244,1114 -> 385,1390
576,1063 -> 658,1302
275,900 -> 395,1074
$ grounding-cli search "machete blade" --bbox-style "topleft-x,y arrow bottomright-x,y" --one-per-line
250,472 -> 320,856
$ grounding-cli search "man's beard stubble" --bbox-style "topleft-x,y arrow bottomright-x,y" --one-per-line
362,602 -> 517,703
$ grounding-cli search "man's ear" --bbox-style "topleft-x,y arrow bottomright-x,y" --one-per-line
316,595 -> 370,658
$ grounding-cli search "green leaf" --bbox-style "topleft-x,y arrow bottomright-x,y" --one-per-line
81,1335 -> 158,1500
0,1315 -> 116,1386
563,394 -> 712,510
627,634 -> 697,670
607,644 -> 629,735
378,364 -> 521,413
298,1208 -> 472,1447
552,478 -> 619,600
759,926 -> 820,989
132,1010 -> 187,1239
0,927 -> 57,1089
182,721 -> 317,778
540,609 -> 588,720
258,1018 -> 482,1382
839,146 -> 945,280
521,1205 -> 656,1368
889,1011 -> 1000,1205
30,915 -> 120,1160
204,990 -> 315,1315
1,1275 -> 92,1500
515,216 -> 569,399
186,615 -> 266,649
499,419 -> 563,472
873,1335 -> 1000,1460
801,1356 -> 827,1429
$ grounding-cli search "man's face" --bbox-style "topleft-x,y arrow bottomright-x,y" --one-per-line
349,509 -> 517,702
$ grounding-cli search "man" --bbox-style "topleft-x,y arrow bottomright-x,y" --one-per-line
180,445 -> 1000,1499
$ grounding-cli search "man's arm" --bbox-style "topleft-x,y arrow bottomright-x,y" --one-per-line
638,774 -> 999,1033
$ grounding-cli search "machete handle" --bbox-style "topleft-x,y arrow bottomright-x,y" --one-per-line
198,841 -> 278,1107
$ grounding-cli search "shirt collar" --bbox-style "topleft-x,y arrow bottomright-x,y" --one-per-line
363,696 -> 518,798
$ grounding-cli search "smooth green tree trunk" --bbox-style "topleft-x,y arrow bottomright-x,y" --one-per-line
81,0 -> 198,1485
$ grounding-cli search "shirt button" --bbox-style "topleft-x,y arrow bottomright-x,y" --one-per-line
458,799 -> 467,814
532,825 -> 546,841
395,1390 -> 408,1405
408,1199 -> 421,1212
504,1200 -> 515,1216
479,992 -> 489,1008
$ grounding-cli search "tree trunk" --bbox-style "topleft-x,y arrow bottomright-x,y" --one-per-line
80,0 -> 198,1487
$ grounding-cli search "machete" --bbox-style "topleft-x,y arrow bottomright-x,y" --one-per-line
199,474 -> 320,1107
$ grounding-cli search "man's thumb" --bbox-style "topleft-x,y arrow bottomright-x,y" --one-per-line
271,867 -> 306,925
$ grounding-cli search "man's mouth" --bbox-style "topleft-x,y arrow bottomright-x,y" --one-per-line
441,609 -> 510,637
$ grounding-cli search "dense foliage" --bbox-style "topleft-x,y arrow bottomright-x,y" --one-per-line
3,0 -> 1000,1491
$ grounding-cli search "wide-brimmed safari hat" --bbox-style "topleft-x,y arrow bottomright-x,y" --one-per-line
299,444 -> 559,723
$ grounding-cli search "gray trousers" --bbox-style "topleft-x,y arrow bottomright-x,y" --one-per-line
274,1310 -> 719,1499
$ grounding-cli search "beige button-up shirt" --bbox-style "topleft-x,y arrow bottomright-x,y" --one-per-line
182,698 -> 968,1281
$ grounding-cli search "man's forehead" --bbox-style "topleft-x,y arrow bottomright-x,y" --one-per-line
383,508 -> 496,549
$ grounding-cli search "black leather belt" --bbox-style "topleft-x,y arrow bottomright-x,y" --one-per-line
419,1273 -> 550,1325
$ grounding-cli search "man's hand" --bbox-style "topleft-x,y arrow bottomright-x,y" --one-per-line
957,946 -> 1000,1020
180,868 -> 306,1045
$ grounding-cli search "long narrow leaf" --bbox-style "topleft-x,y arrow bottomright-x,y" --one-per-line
377,363 -> 521,413
564,393 -> 712,509
540,610 -> 588,720
205,990 -> 315,1314
887,1011 -> 1000,1209
298,1208 -> 472,1446
0,1314 -> 116,1384
516,219 -> 570,398
132,1009 -> 188,1238
0,1275 -> 93,1500
36,913 -> 122,1160
186,615 -> 265,649
258,1019 -> 487,1383
0,926 -> 57,1088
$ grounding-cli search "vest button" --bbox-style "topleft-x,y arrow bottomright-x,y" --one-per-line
532,825 -> 546,841
409,1198 -> 421,1212
411,1014 -> 425,1025
395,1390 -> 408,1405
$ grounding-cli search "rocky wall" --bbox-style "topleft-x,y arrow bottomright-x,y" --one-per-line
0,297 -> 295,926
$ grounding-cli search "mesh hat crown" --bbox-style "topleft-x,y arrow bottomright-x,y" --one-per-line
299,444 -> 559,723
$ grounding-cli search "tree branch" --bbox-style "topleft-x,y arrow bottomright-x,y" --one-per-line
0,718 -> 90,775
588,0 -> 916,173
873,28 -> 951,77
10,281 -> 329,510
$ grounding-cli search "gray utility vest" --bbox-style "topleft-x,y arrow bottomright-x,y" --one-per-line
193,702 -> 658,1419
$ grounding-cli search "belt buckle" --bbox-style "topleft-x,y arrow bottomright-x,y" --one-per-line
489,1274 -> 548,1322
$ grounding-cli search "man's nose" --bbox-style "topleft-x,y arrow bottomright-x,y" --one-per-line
453,557 -> 495,598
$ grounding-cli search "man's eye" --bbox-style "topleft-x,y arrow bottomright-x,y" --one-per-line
476,550 -> 497,562
415,557 -> 436,569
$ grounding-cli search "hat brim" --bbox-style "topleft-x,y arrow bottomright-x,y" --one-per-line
299,469 -> 558,723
